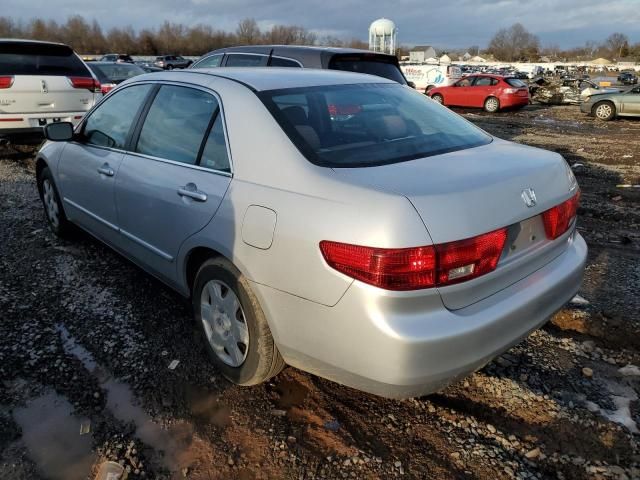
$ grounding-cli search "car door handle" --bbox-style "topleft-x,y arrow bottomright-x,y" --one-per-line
178,183 -> 207,202
97,164 -> 115,177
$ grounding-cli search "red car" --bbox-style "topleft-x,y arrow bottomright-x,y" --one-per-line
429,74 -> 529,112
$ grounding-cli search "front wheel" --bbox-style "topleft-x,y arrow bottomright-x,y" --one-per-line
593,101 -> 615,121
37,166 -> 74,237
167,65 -> 174,70
484,96 -> 500,113
431,93 -> 444,104
193,257 -> 285,386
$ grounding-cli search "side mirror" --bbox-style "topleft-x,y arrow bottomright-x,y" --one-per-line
44,122 -> 74,141
407,81 -> 416,89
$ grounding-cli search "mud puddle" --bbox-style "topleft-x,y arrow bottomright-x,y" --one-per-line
12,391 -> 95,480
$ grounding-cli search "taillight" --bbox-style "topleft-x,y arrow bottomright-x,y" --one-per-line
68,76 -> 101,93
504,88 -> 517,94
0,76 -> 14,89
100,83 -> 116,94
542,190 -> 580,240
320,227 -> 507,291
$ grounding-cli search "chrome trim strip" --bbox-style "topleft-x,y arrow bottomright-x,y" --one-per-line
120,229 -> 174,261
63,197 -> 119,231
125,151 -> 232,177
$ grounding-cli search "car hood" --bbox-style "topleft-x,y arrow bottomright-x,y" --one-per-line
332,139 -> 576,245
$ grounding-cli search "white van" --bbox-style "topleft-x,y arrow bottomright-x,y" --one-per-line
0,39 -> 100,143
400,64 -> 462,93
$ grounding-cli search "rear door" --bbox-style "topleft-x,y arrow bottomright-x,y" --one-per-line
58,83 -> 153,243
115,83 -> 231,281
0,41 -> 97,116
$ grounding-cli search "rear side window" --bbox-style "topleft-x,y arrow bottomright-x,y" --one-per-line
225,54 -> 265,67
505,78 -> 527,88
200,115 -> 231,172
136,85 -> 218,165
260,83 -> 491,168
193,54 -> 223,68
474,77 -> 497,86
329,55 -> 406,84
270,57 -> 301,68
83,84 -> 152,149
0,42 -> 90,76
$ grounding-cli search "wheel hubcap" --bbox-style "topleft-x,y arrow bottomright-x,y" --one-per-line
487,99 -> 498,111
433,95 -> 443,104
42,179 -> 59,228
596,104 -> 611,119
200,280 -> 249,367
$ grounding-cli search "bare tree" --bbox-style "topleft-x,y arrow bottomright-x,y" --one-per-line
487,23 -> 539,61
236,18 -> 261,45
604,32 -> 630,59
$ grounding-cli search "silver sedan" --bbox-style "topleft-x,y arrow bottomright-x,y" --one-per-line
35,68 -> 587,398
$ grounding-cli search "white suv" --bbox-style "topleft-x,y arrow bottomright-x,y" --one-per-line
0,39 -> 101,143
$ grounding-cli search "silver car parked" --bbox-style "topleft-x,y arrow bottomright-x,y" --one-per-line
36,68 -> 587,398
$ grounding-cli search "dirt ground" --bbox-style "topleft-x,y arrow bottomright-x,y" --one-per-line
0,104 -> 639,480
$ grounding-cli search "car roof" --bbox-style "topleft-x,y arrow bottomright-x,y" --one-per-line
138,67 -> 397,92
205,45 -> 387,56
0,38 -> 69,47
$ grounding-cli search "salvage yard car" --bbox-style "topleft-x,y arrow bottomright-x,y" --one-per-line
191,45 -> 409,85
429,74 -> 529,112
35,68 -> 587,398
581,85 -> 640,121
86,61 -> 147,94
0,39 -> 100,143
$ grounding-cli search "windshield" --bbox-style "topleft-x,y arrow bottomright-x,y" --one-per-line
259,83 -> 492,168
0,42 -> 89,76
329,55 -> 407,84
90,63 -> 145,83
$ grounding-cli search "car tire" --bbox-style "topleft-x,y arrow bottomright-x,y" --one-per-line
193,257 -> 285,386
592,101 -> 615,121
425,85 -> 435,94
431,93 -> 444,104
37,166 -> 74,238
167,65 -> 174,70
484,96 -> 500,113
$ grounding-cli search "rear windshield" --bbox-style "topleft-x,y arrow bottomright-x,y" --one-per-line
329,55 -> 407,84
259,83 -> 492,168
89,63 -> 145,83
505,78 -> 527,88
0,42 -> 89,76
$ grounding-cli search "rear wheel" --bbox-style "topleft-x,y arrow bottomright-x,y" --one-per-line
431,93 -> 444,104
167,64 -> 174,70
593,101 -> 615,121
484,96 -> 500,113
193,257 -> 285,386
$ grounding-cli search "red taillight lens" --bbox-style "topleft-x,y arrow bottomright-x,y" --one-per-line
0,76 -> 14,89
320,241 -> 436,290
100,83 -> 116,94
542,191 -> 580,240
435,229 -> 507,286
68,76 -> 101,92
320,227 -> 507,291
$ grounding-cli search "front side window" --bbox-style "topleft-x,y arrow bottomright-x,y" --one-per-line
259,83 -> 492,168
82,84 -> 152,149
136,85 -> 218,165
193,54 -> 223,68
456,77 -> 473,87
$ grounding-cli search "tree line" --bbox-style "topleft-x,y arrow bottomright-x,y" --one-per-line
0,16 -> 367,56
486,23 -> 639,62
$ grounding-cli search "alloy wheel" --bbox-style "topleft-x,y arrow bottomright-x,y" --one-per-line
595,104 -> 613,120
200,280 -> 249,367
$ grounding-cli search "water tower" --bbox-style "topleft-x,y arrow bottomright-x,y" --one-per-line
369,18 -> 397,55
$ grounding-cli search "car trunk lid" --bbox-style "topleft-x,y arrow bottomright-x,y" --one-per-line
333,140 -> 578,309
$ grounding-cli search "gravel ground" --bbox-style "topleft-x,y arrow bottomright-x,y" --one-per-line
0,105 -> 639,480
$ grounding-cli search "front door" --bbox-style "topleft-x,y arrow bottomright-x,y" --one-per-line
115,84 -> 232,282
620,86 -> 640,114
58,84 -> 153,242
448,76 -> 475,106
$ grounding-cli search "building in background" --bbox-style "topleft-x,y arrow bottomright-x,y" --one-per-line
409,45 -> 437,63
369,18 -> 397,55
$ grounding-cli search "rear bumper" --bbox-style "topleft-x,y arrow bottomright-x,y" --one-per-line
254,232 -> 587,398
0,113 -> 85,141
500,95 -> 530,108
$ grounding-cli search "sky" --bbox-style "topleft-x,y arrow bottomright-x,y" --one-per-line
6,0 -> 640,49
